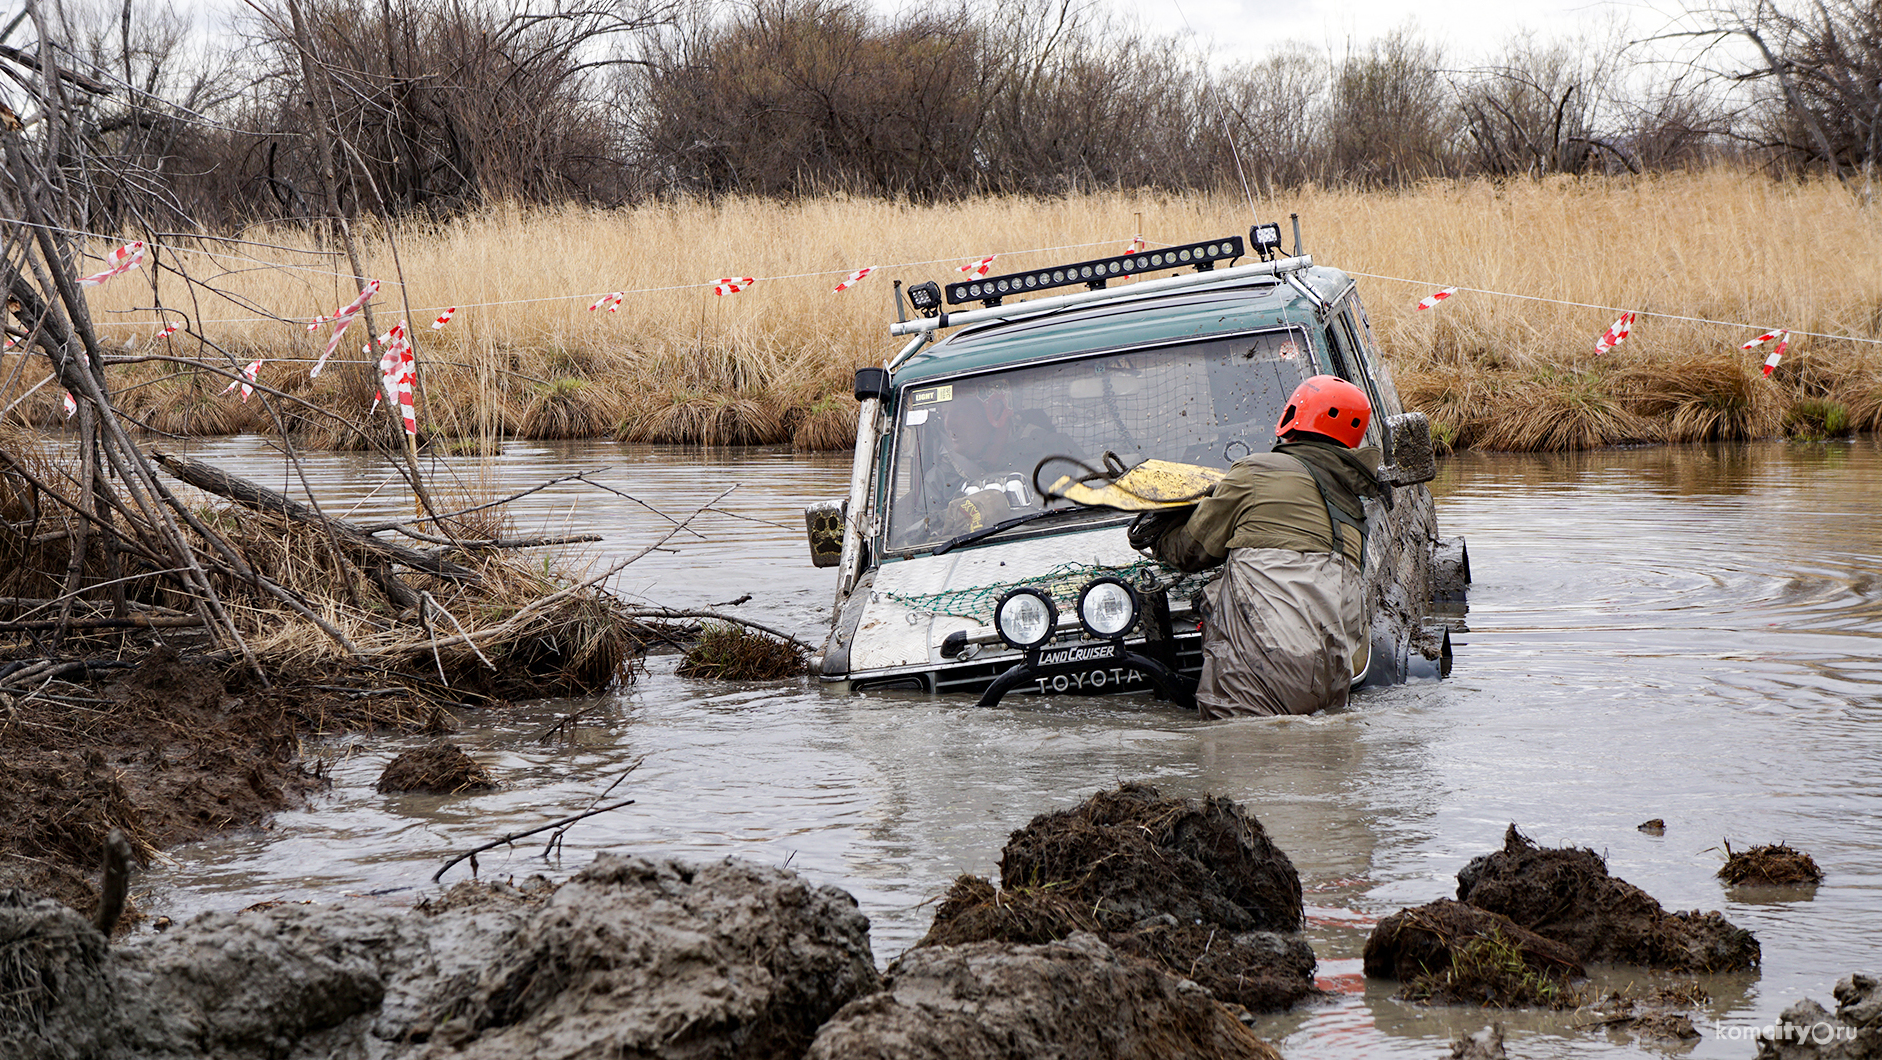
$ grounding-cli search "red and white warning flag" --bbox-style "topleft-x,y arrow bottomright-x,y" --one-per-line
1739,329 -> 1784,349
221,358 -> 264,401
155,322 -> 181,339
309,280 -> 381,378
714,277 -> 754,296
1761,331 -> 1790,377
79,241 -> 145,288
1124,235 -> 1145,254
430,306 -> 457,330
957,254 -> 996,276
1415,287 -> 1458,310
1594,311 -> 1636,355
587,292 -> 624,312
832,266 -> 875,294
63,391 -> 77,418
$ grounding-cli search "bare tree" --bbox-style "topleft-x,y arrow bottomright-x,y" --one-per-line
1326,30 -> 1457,186
1673,0 -> 1882,192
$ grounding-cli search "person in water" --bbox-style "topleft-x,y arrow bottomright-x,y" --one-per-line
1135,375 -> 1384,718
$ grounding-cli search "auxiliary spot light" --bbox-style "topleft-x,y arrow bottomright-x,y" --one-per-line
1077,577 -> 1140,639
1249,223 -> 1283,261
906,281 -> 943,317
994,587 -> 1058,650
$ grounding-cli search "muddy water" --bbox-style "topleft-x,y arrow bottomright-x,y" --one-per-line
143,436 -> 1882,1059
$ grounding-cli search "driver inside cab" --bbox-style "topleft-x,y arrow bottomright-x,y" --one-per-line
921,392 -> 1081,538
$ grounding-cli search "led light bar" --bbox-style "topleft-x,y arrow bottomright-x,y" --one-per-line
946,236 -> 1246,306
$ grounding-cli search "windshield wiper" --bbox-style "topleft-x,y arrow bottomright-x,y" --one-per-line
931,507 -> 1078,556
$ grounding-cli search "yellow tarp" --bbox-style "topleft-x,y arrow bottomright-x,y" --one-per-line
1046,459 -> 1225,510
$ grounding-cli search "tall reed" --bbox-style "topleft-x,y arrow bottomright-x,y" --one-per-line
13,169 -> 1880,450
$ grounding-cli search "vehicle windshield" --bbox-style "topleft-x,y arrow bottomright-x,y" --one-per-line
885,329 -> 1314,551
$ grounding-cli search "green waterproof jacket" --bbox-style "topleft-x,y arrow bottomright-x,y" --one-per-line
1152,438 -> 1384,573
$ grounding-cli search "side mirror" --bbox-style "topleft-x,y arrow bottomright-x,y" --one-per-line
805,499 -> 846,567
1381,411 -> 1436,486
855,367 -> 891,403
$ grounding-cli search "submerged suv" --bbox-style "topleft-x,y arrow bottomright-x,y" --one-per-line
805,226 -> 1468,707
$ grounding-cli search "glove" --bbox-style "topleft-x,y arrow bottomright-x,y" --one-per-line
940,488 -> 1014,537
1127,508 -> 1190,554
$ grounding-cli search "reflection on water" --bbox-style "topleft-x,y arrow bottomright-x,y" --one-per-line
145,436 -> 1882,1059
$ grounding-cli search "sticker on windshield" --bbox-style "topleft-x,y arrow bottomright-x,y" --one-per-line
910,385 -> 953,405
905,408 -> 930,426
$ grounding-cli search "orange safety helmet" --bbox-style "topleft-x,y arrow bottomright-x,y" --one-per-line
1275,375 -> 1371,448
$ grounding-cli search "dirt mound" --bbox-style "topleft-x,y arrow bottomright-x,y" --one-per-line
1720,842 -> 1824,885
917,785 -> 1313,1013
377,743 -> 498,794
1456,825 -> 1759,972
996,783 -> 1303,933
1363,899 -> 1584,1007
430,855 -> 882,1058
805,933 -> 1281,1060
2,852 -> 881,1060
109,646 -> 225,715
1756,973 -> 1882,1059
0,649 -> 351,926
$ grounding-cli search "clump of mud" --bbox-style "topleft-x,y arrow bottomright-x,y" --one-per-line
996,783 -> 1303,933
375,742 -> 497,794
676,623 -> 805,679
414,875 -> 557,915
1719,841 -> 1824,885
1758,972 -> 1882,1060
917,784 -> 1314,1013
1581,987 -> 1709,1043
1364,899 -> 1584,1008
1457,824 -> 1759,972
806,933 -> 1283,1060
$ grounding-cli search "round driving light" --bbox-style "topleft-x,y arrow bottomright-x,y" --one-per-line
1078,578 -> 1140,638
994,587 -> 1058,650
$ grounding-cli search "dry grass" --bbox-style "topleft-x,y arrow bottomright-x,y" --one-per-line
13,169 -> 1880,450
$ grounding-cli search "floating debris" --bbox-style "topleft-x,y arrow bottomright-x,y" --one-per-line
1719,841 -> 1824,885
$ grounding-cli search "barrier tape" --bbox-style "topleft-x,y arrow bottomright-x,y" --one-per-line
957,254 -> 996,276
713,277 -> 754,296
368,323 -> 419,435
1763,332 -> 1790,376
430,306 -> 457,329
832,266 -> 874,293
1594,312 -> 1636,354
1415,287 -> 1458,310
221,358 -> 263,401
587,292 -> 624,312
309,280 -> 380,378
79,241 -> 144,287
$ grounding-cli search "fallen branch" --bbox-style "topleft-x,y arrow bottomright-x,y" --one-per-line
618,608 -> 817,654
149,449 -> 476,580
0,615 -> 203,632
433,796 -> 637,883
